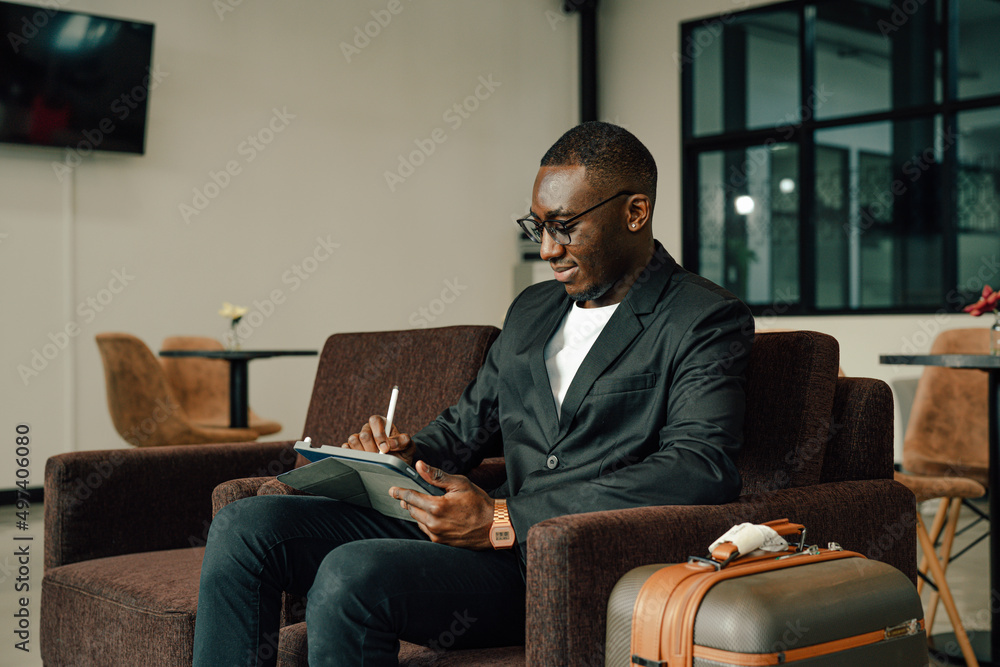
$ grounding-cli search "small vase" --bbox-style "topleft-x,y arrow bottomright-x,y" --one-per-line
224,326 -> 242,351
992,311 -> 1000,356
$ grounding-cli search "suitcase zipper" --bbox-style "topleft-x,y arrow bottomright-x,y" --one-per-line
774,545 -> 821,560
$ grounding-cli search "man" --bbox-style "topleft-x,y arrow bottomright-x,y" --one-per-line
193,121 -> 753,666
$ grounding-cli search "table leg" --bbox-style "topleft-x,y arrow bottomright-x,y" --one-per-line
991,370 -> 1000,663
229,359 -> 250,429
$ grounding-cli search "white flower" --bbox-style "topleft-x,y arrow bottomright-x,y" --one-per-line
219,302 -> 248,321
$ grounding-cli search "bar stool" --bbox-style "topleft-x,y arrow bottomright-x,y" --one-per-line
901,328 -> 991,642
894,470 -> 985,667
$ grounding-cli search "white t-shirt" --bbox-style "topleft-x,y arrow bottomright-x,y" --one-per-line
544,301 -> 620,418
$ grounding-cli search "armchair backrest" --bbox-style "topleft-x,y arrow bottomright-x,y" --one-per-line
299,325 -> 500,466
737,331 -> 841,493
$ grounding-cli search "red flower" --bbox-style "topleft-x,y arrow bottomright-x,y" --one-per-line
964,285 -> 1000,316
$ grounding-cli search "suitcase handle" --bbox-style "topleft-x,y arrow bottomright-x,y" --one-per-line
697,519 -> 807,569
762,518 -> 807,538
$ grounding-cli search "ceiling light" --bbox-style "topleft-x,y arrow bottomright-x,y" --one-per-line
735,195 -> 755,215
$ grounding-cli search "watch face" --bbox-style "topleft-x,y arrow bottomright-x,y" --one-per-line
491,526 -> 515,548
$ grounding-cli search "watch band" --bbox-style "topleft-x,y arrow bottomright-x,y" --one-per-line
490,498 -> 515,549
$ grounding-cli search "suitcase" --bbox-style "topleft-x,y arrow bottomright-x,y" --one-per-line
605,519 -> 928,667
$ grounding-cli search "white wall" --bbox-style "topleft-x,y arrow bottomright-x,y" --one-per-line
3,0 -> 986,480
1,0 -> 578,481
596,0 -> 994,460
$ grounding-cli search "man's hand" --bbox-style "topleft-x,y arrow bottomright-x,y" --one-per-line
389,461 -> 496,550
342,415 -> 416,466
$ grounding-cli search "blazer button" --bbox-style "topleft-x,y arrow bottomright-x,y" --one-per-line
546,455 -> 559,469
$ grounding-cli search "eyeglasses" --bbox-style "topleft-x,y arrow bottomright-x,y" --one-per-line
515,191 -> 635,246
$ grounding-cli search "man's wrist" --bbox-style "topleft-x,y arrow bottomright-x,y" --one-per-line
489,498 -> 515,549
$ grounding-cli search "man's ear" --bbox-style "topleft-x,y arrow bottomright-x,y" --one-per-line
626,194 -> 652,231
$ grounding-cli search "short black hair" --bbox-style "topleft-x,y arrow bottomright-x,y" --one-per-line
540,121 -> 657,206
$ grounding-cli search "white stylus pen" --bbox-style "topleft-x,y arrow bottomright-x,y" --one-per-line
382,385 -> 399,453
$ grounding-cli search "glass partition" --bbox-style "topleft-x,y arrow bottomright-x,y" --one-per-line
690,9 -> 800,137
682,0 -> 1000,314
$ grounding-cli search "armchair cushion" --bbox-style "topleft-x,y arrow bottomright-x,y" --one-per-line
41,547 -> 204,666
275,621 -> 526,666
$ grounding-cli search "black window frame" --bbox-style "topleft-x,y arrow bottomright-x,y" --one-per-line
680,0 -> 1000,316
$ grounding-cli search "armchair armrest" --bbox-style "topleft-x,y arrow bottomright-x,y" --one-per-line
524,478 -> 916,666
821,377 -> 895,482
212,476 -> 279,517
259,478 -> 307,496
45,440 -> 298,569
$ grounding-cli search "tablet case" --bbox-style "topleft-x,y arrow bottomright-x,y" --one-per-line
277,441 -> 442,522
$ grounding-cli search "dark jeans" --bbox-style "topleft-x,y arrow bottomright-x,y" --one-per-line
192,494 -> 526,667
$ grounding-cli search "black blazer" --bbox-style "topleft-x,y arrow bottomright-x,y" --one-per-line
413,242 -> 754,560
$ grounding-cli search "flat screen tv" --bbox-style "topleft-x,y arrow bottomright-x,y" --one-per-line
0,1 -> 154,154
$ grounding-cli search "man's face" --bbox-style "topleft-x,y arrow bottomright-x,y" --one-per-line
530,164 -> 632,308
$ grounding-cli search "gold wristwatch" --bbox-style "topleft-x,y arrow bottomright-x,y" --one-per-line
490,499 -> 515,549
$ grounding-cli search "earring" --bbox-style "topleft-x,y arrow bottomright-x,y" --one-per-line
631,224 -> 636,228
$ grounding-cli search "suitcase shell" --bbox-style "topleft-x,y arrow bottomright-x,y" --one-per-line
607,551 -> 928,667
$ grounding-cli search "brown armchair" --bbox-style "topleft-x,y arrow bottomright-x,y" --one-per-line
42,325 -> 501,666
43,330 -> 914,666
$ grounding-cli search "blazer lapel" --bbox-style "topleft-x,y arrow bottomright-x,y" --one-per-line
554,242 -> 678,439
527,296 -> 573,441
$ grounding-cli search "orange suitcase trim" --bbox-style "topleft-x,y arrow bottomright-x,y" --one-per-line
689,620 -> 925,666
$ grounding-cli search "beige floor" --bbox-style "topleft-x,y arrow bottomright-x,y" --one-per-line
0,499 -> 990,666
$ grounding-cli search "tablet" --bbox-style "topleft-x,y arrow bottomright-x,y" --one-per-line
277,440 -> 443,522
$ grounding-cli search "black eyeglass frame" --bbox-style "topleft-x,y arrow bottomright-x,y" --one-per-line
516,190 -> 636,245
